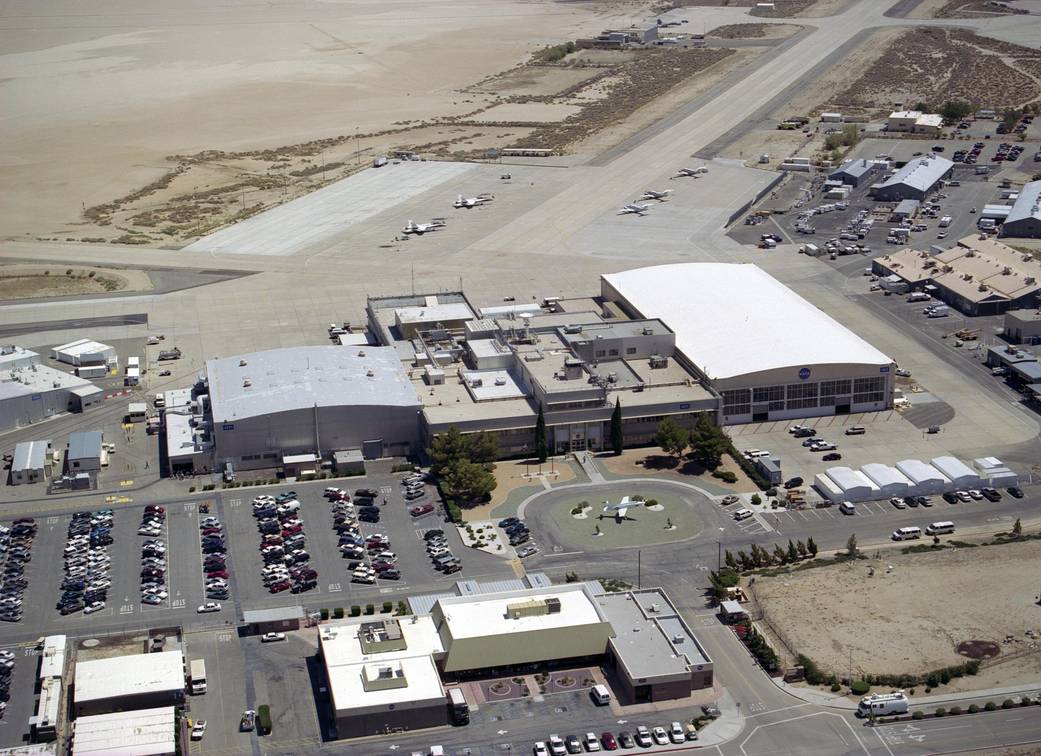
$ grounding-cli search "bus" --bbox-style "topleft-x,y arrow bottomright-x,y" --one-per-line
448,687 -> 469,725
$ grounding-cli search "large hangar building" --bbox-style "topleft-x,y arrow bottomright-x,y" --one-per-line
207,345 -> 421,471
602,263 -> 894,424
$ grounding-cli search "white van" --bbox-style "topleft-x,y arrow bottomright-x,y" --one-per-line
844,426 -> 865,435
925,521 -> 955,535
733,508 -> 754,521
891,526 -> 922,541
590,684 -> 611,706
839,501 -> 856,515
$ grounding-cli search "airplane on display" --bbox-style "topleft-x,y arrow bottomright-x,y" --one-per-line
601,496 -> 643,522
641,189 -> 672,201
673,166 -> 708,178
618,203 -> 652,216
453,194 -> 494,209
402,219 -> 446,235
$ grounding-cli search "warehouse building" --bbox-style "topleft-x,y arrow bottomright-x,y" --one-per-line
71,708 -> 175,756
66,432 -> 102,473
870,154 -> 953,201
73,650 -> 184,716
1004,309 -> 1041,343
50,339 -> 115,368
11,440 -> 51,485
1002,180 -> 1041,239
206,346 -> 421,472
0,349 -> 102,432
813,456 -> 993,501
163,387 -> 213,475
368,292 -> 717,456
29,635 -> 66,743
829,159 -> 880,187
601,263 -> 894,424
873,237 -> 1041,315
320,582 -> 711,739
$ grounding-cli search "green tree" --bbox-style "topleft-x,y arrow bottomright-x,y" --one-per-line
428,425 -> 469,476
610,398 -> 624,456
787,540 -> 799,563
534,403 -> 548,463
750,493 -> 762,506
846,533 -> 859,559
655,417 -> 689,457
725,550 -> 738,570
1013,517 -> 1023,536
737,550 -> 749,570
689,413 -> 726,469
440,459 -> 496,503
939,100 -> 974,122
1002,108 -> 1022,131
796,540 -> 808,558
772,544 -> 787,564
807,536 -> 818,557
466,430 -> 500,464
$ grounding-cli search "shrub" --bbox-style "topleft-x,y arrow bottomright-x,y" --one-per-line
203,484 -> 215,491
798,654 -> 825,686
949,706 -> 962,716
256,704 -> 272,735
935,707 -> 946,717
830,683 -> 841,692
333,607 -> 344,619
765,487 -> 777,497
984,701 -> 997,711
382,601 -> 393,613
188,486 -> 196,493
320,608 -> 329,620
968,704 -> 979,714
1002,699 -> 1015,709
909,688 -> 915,695
1021,695 -> 1033,706
751,493 -> 762,506
712,470 -> 738,483
365,603 -> 375,615
396,600 -> 410,616
926,673 -> 940,688
349,605 -> 360,617
911,710 -> 924,720
850,680 -> 870,695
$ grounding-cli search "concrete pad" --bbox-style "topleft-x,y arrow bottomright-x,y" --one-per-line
184,161 -> 474,256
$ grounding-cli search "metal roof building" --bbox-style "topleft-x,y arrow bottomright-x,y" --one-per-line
829,159 -> 879,187
67,431 -> 103,473
871,155 -> 953,201
815,466 -> 878,502
861,463 -> 915,497
73,650 -> 185,716
1002,180 -> 1041,239
602,264 -> 894,424
895,459 -> 949,494
71,707 -> 176,756
207,346 -> 421,471
50,339 -> 115,367
11,440 -> 50,485
930,456 -> 982,489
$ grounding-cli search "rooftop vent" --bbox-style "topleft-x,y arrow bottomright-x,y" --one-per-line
358,350 -> 366,357
366,369 -> 375,377
239,359 -> 247,367
243,379 -> 252,388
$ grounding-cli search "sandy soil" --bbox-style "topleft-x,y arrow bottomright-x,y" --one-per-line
904,0 -> 951,18
462,457 -> 576,522
752,537 -> 1041,681
476,103 -> 583,123
708,23 -> 802,38
471,66 -> 606,97
0,0 -> 644,240
599,447 -> 756,492
0,264 -> 152,299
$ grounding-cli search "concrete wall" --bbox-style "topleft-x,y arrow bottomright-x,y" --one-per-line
74,689 -> 185,717
0,388 -> 81,433
335,702 -> 447,739
441,623 -> 613,674
1003,217 -> 1041,239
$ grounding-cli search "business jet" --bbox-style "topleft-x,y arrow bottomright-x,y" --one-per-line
402,219 -> 446,235
641,189 -> 672,201
453,194 -> 494,209
618,203 -> 652,216
673,167 -> 708,178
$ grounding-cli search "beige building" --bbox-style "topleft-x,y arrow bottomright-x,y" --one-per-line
1004,309 -> 1041,343
886,110 -> 943,136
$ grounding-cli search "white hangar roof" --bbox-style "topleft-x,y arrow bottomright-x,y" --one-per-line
207,346 -> 420,422
602,264 -> 892,380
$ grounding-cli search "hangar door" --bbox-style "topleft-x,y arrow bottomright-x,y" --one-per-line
362,439 -> 383,460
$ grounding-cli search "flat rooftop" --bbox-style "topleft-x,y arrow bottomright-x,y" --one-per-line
72,707 -> 175,756
596,589 -> 710,681
74,650 -> 184,703
436,585 -> 605,640
557,319 -> 671,347
0,363 -> 94,401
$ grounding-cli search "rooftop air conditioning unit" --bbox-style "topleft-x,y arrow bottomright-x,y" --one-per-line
1027,277 -> 1036,285
366,369 -> 375,377
494,377 -> 506,386
243,379 -> 252,388
239,359 -> 247,367
642,327 -> 653,335
358,350 -> 366,357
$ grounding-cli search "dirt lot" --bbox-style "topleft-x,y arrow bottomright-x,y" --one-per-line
936,0 -> 1029,18
0,264 -> 151,300
708,23 -> 802,39
829,28 -> 1041,116
659,0 -> 830,17
753,537 -> 1041,683
600,447 -> 756,492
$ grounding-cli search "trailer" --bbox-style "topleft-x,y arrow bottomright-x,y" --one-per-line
157,347 -> 181,361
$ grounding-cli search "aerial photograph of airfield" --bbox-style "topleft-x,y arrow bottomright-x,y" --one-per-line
6,0 -> 1041,754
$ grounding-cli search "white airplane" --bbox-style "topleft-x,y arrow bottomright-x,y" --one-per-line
402,219 -> 445,235
618,203 -> 652,216
601,496 -> 643,521
453,194 -> 494,209
641,189 -> 672,201
673,167 -> 708,178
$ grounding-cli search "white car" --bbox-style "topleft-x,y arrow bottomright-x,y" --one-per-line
968,489 -> 984,500
634,727 -> 652,747
669,722 -> 685,743
142,594 -> 163,605
652,726 -> 669,745
197,602 -> 222,613
547,735 -> 566,756
0,651 -> 14,661
83,601 -> 105,614
889,497 -> 906,509
733,508 -> 754,521
143,589 -> 168,599
956,490 -> 972,502
191,720 -> 207,740
583,733 -> 601,751
261,632 -> 286,643
533,743 -> 549,756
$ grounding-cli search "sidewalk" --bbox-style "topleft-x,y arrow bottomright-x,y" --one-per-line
769,675 -> 1041,711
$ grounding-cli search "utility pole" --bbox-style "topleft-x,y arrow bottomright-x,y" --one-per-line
637,550 -> 642,590
717,540 -> 722,572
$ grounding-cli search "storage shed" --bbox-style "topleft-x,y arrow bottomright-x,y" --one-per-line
930,456 -> 982,489
67,431 -> 103,472
11,440 -> 51,485
822,467 -> 878,502
861,463 -> 914,497
973,457 -> 1019,487
895,459 -> 949,494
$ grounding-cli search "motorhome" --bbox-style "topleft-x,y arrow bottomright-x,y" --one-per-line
857,692 -> 909,717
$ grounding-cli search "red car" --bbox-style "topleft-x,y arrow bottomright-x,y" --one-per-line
262,536 -> 283,546
206,570 -> 229,579
201,527 -> 222,536
601,732 -> 618,751
145,506 -> 165,514
268,581 -> 291,593
281,525 -> 303,537
409,504 -> 434,517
